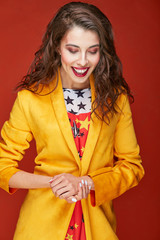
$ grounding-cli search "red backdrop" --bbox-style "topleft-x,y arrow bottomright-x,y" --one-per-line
0,0 -> 159,239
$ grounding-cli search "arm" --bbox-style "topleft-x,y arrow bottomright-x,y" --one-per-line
88,95 -> 145,206
0,91 -> 94,197
0,91 -> 52,193
9,171 -> 52,190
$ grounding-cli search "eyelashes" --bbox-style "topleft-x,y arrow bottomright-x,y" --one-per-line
68,49 -> 78,54
67,48 -> 99,55
88,50 -> 98,54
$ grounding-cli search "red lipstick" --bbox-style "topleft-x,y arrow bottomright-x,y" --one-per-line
72,67 -> 89,77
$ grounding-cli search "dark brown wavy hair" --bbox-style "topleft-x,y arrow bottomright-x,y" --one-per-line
16,1 -> 133,122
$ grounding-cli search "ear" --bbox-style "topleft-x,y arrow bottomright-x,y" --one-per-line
57,46 -> 61,55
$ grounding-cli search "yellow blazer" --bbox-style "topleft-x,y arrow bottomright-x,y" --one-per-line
0,71 -> 144,240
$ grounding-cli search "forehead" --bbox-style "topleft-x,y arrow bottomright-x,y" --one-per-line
61,26 -> 100,46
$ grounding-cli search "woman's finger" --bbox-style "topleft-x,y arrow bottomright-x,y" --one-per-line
49,176 -> 64,188
55,186 -> 69,198
81,179 -> 85,198
74,182 -> 83,201
59,189 -> 76,199
55,181 -> 79,199
84,180 -> 91,196
50,181 -> 67,196
49,173 -> 66,183
65,196 -> 77,204
50,173 -> 79,197
80,179 -> 90,199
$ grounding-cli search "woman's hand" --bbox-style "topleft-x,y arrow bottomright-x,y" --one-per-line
49,173 -> 94,203
49,173 -> 79,199
65,179 -> 91,203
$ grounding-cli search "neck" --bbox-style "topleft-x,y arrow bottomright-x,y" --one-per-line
60,67 -> 90,90
62,81 -> 90,90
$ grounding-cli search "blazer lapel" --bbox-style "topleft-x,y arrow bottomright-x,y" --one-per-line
80,74 -> 103,176
49,70 -> 103,176
49,70 -> 81,170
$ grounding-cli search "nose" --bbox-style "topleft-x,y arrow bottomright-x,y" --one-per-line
77,52 -> 88,66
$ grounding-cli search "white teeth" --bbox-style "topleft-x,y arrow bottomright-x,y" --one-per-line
73,68 -> 88,74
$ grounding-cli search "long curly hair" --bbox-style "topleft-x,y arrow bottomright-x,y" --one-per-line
16,1 -> 133,122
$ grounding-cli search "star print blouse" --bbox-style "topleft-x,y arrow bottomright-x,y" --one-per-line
63,88 -> 91,240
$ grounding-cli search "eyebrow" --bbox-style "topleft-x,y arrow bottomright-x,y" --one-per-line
65,44 -> 100,49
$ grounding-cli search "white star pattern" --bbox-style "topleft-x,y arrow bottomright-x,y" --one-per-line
63,88 -> 91,114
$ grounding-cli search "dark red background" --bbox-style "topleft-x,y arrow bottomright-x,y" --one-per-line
0,0 -> 159,239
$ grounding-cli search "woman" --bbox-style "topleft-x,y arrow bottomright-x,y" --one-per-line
0,2 -> 144,240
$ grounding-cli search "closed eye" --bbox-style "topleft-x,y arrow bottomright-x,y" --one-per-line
88,47 -> 99,55
69,50 -> 78,54
67,48 -> 78,54
88,50 -> 98,54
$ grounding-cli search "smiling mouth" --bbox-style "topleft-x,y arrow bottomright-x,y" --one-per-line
72,67 -> 89,77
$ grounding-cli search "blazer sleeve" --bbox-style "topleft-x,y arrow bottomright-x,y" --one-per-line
88,95 -> 145,206
0,91 -> 33,194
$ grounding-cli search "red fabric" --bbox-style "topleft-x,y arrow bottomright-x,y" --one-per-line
89,190 -> 96,207
65,201 -> 86,240
65,112 -> 91,240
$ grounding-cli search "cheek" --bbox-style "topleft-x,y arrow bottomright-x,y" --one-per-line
60,51 -> 75,67
91,54 -> 100,67
61,54 -> 70,66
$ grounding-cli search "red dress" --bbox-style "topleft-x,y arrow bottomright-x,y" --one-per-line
63,88 -> 91,240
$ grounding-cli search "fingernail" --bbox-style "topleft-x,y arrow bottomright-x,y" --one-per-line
49,178 -> 54,183
85,180 -> 88,185
89,186 -> 91,190
72,198 -> 77,202
81,179 -> 84,184
79,182 -> 82,187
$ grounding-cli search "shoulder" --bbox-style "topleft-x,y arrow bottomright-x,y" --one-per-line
115,92 -> 129,112
17,90 -> 36,110
18,89 -> 34,99
17,83 -> 52,103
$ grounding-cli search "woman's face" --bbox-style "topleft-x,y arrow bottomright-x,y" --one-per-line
59,26 -> 100,89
